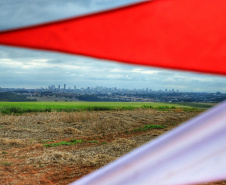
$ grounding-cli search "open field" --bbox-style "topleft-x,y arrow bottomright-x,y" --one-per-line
0,101 -> 213,114
0,103 -> 224,184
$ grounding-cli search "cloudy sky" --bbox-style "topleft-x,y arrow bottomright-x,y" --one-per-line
0,0 -> 226,92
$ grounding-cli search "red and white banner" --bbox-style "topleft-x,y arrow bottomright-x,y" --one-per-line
0,1 -> 226,184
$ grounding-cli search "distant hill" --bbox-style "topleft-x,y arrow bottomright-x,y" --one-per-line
0,92 -> 37,102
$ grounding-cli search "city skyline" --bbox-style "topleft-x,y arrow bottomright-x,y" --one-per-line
1,84 -> 225,94
2,84 -> 225,104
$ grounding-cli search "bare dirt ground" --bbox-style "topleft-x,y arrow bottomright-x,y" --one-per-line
0,108 -> 224,185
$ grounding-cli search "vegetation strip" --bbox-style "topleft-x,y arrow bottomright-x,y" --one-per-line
132,125 -> 167,132
43,139 -> 100,147
0,102 -> 203,114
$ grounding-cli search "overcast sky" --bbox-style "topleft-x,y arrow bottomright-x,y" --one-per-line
0,0 -> 226,92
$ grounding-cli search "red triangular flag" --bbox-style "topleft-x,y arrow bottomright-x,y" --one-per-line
0,0 -> 226,75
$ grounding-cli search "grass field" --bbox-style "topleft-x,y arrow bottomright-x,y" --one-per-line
0,102 -> 221,184
173,102 -> 216,109
0,101 -> 212,114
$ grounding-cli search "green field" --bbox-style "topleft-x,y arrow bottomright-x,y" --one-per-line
172,102 -> 216,109
0,101 -> 213,114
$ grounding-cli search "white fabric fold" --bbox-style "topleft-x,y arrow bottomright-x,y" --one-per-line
71,101 -> 226,185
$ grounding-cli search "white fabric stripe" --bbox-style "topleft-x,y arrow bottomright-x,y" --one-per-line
71,101 -> 226,185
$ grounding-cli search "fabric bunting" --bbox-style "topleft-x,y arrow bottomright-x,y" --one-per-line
0,0 -> 226,75
0,0 -> 226,184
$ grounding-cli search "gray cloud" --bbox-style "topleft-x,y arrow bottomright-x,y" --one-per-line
1,44 -> 226,92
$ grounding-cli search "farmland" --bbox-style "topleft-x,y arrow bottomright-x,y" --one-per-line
0,102 -> 223,184
0,101 -> 213,114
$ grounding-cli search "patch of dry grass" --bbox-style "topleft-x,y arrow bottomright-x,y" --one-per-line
0,109 -> 200,150
28,137 -> 137,168
111,138 -> 137,147
81,154 -> 116,167
28,150 -> 77,165
28,149 -> 116,168
0,138 -> 31,146
0,108 -> 205,185
46,127 -> 82,135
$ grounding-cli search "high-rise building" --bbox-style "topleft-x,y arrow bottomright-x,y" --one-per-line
64,84 -> 66,90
